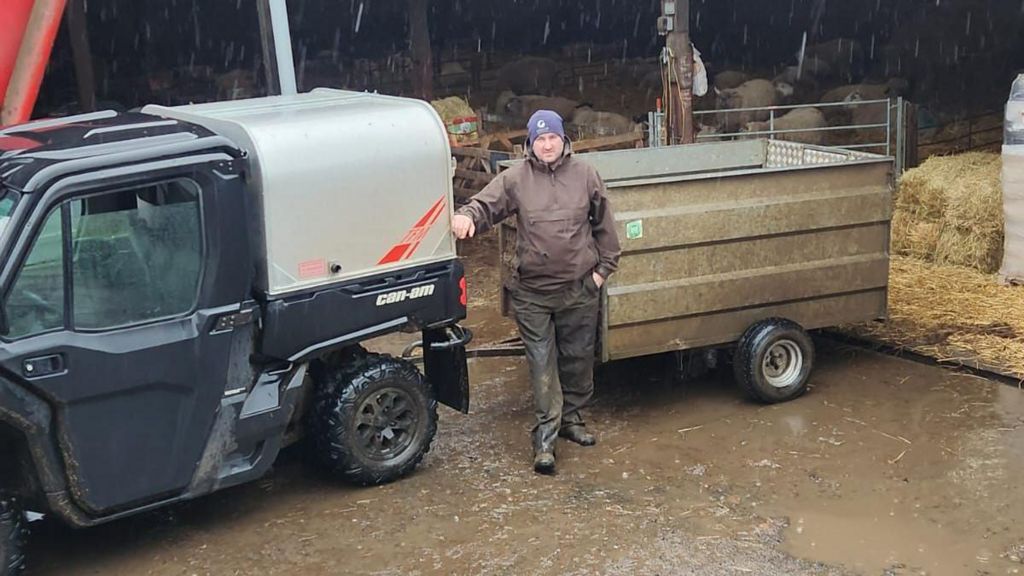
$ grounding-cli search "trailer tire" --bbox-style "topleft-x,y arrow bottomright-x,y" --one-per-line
734,318 -> 814,403
310,352 -> 438,486
0,497 -> 25,576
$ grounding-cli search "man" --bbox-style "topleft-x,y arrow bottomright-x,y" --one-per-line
452,110 -> 621,474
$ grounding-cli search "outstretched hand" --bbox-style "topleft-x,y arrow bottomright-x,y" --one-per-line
453,214 -> 476,239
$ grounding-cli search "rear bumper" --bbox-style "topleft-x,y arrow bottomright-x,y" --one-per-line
261,259 -> 467,362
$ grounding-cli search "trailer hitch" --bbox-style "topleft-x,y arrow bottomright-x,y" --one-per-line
402,324 -> 474,358
402,329 -> 526,360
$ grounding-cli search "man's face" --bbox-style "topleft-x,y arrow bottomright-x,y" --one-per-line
531,132 -> 565,164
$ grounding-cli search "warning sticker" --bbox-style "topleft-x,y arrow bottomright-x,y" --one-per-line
298,259 -> 327,279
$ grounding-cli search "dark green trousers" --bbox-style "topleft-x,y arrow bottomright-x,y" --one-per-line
510,275 -> 600,454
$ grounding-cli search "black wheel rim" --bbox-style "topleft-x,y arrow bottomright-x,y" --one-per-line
354,386 -> 420,461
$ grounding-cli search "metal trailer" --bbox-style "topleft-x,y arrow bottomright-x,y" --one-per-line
498,139 -> 893,401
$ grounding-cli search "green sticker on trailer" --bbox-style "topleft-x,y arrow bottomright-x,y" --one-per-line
625,219 -> 644,240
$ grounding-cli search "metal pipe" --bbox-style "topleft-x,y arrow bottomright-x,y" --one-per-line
895,96 -> 905,174
694,98 -> 891,116
2,0 -> 67,125
714,123 -> 890,138
885,98 -> 892,157
257,0 -> 297,96
0,0 -> 35,108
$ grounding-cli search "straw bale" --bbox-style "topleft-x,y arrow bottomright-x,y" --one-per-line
897,160 -> 952,219
431,96 -> 478,145
941,154 -> 1002,231
892,152 -> 1003,272
843,256 -> 1024,378
902,219 -> 942,260
431,96 -> 474,123
935,226 -> 1003,273
890,208 -> 912,254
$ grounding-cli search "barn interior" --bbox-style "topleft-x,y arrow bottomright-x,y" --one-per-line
34,0 -> 1024,124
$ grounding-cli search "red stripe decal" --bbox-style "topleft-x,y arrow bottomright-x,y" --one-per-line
404,198 -> 448,260
378,244 -> 410,265
427,198 -> 447,226
414,197 -> 445,227
377,196 -> 447,265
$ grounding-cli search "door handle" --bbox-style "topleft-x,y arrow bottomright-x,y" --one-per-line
23,354 -> 65,378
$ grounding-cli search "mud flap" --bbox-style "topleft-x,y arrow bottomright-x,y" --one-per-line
423,326 -> 472,414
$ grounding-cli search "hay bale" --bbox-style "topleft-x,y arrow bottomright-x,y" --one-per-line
897,158 -> 954,219
841,256 -> 1024,378
890,208 -> 913,254
894,152 -> 1003,273
935,226 -> 1003,273
430,96 -> 478,146
904,220 -> 942,260
430,96 -> 474,123
942,154 -> 1003,232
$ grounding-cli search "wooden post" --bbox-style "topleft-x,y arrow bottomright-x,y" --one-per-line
905,102 -> 919,170
408,0 -> 433,100
663,0 -> 693,144
66,0 -> 95,112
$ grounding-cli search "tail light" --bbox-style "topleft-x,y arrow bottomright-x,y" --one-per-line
458,276 -> 467,307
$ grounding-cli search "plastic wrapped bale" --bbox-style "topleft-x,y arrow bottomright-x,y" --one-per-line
1005,74 -> 1024,145
1000,74 -> 1024,282
430,96 -> 478,146
1001,145 -> 1024,282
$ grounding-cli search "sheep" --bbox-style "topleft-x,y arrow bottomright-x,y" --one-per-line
571,106 -> 638,137
820,83 -> 892,104
819,80 -> 907,124
504,94 -> 580,122
715,79 -> 788,132
743,107 -> 827,145
714,70 -> 750,90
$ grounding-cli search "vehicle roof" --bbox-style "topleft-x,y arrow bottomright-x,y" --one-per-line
0,110 -> 233,192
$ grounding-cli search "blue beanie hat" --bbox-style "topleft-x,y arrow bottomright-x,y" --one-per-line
527,110 -> 565,144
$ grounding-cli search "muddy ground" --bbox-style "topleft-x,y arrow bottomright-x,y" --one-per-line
27,235 -> 1024,575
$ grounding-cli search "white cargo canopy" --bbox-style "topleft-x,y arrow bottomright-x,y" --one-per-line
145,89 -> 456,296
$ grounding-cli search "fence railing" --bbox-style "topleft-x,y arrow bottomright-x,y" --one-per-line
917,111 -> 1003,157
681,97 -> 925,174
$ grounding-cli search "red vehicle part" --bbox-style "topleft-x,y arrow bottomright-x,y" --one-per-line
1,0 -> 67,127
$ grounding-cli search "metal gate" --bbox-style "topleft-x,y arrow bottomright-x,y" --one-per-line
659,97 -> 910,174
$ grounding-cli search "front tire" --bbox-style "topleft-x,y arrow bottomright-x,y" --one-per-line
310,352 -> 438,485
733,318 -> 815,403
0,497 -> 25,576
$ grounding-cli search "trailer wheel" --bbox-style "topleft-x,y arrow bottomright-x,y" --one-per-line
0,497 -> 25,576
310,352 -> 438,485
734,318 -> 814,403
